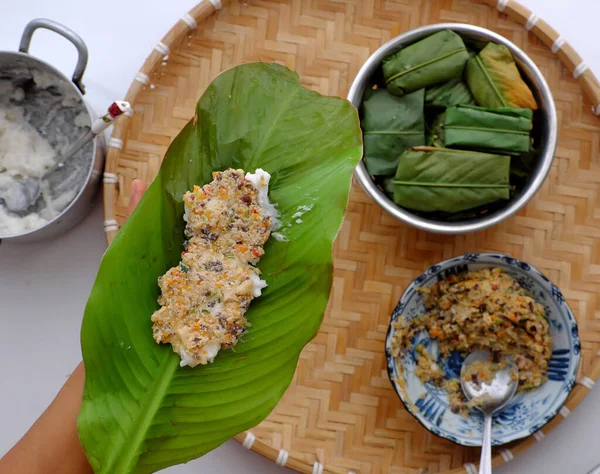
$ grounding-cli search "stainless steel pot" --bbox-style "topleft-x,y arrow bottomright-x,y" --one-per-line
348,23 -> 558,234
0,18 -> 104,243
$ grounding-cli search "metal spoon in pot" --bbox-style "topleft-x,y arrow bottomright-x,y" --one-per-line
0,101 -> 131,214
460,350 -> 519,474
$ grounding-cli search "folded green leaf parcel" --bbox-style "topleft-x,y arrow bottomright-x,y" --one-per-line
77,63 -> 362,474
465,42 -> 538,110
392,147 -> 511,213
383,29 -> 469,97
425,77 -> 476,108
361,88 -> 425,175
444,105 -> 533,153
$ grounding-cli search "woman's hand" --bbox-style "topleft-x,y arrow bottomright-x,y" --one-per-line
0,180 -> 147,474
128,179 -> 147,216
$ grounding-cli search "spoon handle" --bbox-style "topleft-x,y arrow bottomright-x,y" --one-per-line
479,414 -> 493,474
42,101 -> 132,179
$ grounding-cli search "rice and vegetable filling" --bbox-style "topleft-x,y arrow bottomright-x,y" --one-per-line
391,268 -> 552,416
151,168 -> 276,367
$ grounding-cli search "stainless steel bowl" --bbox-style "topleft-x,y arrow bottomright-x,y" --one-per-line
348,23 -> 557,234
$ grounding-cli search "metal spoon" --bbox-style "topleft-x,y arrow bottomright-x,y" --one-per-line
0,101 -> 131,214
460,350 -> 519,474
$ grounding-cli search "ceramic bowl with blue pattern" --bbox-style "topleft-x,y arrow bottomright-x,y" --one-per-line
385,253 -> 581,447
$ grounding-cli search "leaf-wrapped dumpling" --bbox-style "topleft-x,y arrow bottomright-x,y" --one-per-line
393,147 -> 511,213
361,88 -> 425,175
444,105 -> 533,153
465,43 -> 538,110
425,77 -> 476,108
383,30 -> 469,97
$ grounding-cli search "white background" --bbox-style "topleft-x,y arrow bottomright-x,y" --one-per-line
1,1 -> 599,473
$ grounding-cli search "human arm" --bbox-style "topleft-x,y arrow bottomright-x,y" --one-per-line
0,179 -> 147,474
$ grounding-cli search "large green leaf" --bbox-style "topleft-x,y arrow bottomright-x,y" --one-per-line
465,43 -> 538,110
393,146 -> 511,213
444,105 -> 533,153
361,88 -> 425,175
383,29 -> 469,97
77,63 -> 362,474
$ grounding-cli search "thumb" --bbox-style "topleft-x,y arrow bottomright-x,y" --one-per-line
127,179 -> 148,217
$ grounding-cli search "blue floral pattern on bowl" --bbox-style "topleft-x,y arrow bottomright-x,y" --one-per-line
385,253 -> 581,447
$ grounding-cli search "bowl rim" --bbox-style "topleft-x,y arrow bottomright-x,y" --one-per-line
384,252 -> 581,447
348,23 -> 558,234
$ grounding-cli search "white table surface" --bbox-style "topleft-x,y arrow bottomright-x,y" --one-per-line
1,1 -> 599,473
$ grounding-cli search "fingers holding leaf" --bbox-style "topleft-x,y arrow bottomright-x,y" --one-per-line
127,179 -> 147,217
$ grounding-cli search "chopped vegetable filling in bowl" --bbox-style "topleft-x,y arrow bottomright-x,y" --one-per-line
391,268 -> 552,417
385,253 -> 580,446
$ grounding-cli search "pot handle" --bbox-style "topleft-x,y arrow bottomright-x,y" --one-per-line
19,18 -> 88,94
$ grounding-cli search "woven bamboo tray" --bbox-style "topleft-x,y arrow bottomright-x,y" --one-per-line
102,0 -> 600,472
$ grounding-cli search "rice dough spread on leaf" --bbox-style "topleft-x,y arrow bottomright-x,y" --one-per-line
151,168 -> 276,367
